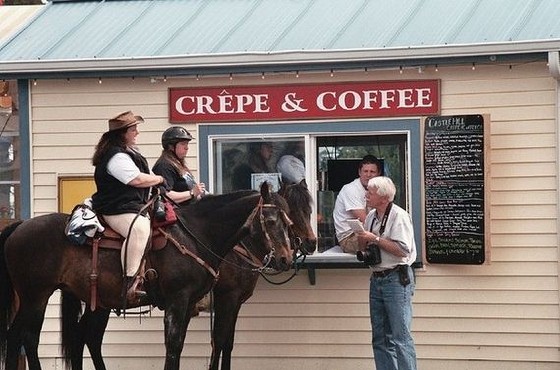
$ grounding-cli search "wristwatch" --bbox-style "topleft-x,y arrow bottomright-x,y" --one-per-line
189,190 -> 194,197
374,235 -> 380,243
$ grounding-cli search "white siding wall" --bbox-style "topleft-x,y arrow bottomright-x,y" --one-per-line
30,62 -> 559,369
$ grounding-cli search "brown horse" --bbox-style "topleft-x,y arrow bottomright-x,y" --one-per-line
208,180 -> 316,370
0,183 -> 293,370
58,180 -> 316,370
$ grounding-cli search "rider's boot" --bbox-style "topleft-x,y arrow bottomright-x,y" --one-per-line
125,275 -> 147,305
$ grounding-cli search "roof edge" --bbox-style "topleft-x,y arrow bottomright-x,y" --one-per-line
0,40 -> 557,78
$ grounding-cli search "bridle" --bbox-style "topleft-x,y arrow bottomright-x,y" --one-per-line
239,196 -> 293,270
160,194 -> 293,277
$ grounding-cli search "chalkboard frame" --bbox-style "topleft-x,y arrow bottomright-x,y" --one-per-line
422,114 -> 490,265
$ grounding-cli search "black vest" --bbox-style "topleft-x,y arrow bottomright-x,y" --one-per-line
92,146 -> 150,215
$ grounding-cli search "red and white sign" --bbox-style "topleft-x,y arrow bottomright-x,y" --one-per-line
169,80 -> 439,123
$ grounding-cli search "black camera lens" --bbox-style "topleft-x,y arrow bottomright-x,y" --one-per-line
356,250 -> 368,261
356,243 -> 382,265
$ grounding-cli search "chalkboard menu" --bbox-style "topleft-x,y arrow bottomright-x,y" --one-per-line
424,115 -> 487,264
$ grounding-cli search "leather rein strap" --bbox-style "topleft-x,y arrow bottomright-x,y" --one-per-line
156,196 -> 293,281
157,227 -> 220,283
90,237 -> 100,311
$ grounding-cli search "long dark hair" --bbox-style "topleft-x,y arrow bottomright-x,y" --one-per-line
92,129 -> 128,166
157,148 -> 189,176
248,142 -> 272,172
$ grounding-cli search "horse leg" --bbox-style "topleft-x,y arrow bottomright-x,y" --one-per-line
7,300 -> 48,370
81,308 -> 110,370
163,295 -> 192,370
5,316 -> 23,370
209,295 -> 245,370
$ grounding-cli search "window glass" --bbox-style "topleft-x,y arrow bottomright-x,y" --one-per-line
0,80 -> 20,228
316,134 -> 407,252
213,137 -> 305,194
202,119 -> 422,264
211,133 -> 408,254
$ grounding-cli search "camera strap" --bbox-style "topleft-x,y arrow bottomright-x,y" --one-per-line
370,202 -> 393,236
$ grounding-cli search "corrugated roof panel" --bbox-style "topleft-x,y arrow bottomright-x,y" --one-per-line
516,1 -> 560,40
330,0 -> 469,49
451,0 -> 539,43
209,0 -> 309,53
44,0 -> 156,59
1,0 -> 560,69
386,0 -> 481,46
331,0 -> 416,49
103,0 -> 209,56
271,0 -> 370,51
0,1 -> 99,60
0,5 -> 43,45
152,0 -> 259,55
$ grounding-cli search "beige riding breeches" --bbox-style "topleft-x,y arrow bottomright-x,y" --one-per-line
103,213 -> 151,277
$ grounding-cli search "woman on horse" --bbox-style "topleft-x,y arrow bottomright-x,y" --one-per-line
91,111 -> 166,304
152,126 -> 206,203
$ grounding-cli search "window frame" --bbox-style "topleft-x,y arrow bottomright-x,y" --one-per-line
198,118 -> 423,266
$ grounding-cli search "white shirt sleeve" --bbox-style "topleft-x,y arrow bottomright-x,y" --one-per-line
107,152 -> 141,184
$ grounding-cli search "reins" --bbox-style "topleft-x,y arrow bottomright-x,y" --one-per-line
159,194 -> 291,276
157,226 -> 220,282
258,248 -> 307,285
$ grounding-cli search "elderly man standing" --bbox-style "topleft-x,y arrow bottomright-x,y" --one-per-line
358,176 -> 417,370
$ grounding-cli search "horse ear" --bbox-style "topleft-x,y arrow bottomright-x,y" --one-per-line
299,179 -> 308,189
260,181 -> 272,200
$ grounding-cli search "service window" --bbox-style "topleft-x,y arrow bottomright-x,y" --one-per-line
316,134 -> 408,252
200,119 -> 423,264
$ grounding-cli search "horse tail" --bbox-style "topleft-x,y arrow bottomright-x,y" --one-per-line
0,220 -> 23,364
60,291 -> 82,370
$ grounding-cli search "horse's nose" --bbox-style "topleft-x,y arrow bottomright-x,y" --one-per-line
300,238 -> 317,255
278,256 -> 290,271
270,256 -> 290,271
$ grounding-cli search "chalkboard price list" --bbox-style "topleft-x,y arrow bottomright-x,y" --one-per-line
424,115 -> 485,264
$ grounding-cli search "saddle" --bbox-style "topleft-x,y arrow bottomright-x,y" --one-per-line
66,197 -> 220,311
82,215 -> 173,311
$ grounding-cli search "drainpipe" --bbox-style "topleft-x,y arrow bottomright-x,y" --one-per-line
548,50 -> 560,347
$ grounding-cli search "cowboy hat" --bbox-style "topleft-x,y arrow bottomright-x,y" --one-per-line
108,111 -> 144,132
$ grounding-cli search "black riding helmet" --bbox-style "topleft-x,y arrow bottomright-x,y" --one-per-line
161,126 -> 193,149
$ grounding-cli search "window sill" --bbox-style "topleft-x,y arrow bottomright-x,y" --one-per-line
296,246 -> 367,284
295,246 -> 422,285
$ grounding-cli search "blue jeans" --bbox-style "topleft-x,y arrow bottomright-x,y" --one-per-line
369,266 -> 417,370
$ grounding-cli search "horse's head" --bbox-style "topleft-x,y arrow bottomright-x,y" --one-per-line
279,179 -> 317,255
243,182 -> 293,271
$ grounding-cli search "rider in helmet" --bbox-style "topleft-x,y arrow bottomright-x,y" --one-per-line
152,126 -> 205,203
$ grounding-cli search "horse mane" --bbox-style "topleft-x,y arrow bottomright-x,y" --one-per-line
176,190 -> 259,219
280,182 -> 312,213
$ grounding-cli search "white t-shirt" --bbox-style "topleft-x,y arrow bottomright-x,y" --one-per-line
333,178 -> 367,241
107,152 -> 140,184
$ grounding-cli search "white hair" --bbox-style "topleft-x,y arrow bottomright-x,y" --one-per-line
367,176 -> 396,202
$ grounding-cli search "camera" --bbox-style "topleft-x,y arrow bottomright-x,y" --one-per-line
356,243 -> 382,265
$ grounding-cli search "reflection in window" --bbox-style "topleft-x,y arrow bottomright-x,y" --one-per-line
213,138 -> 305,194
0,80 -> 20,224
212,133 -> 409,254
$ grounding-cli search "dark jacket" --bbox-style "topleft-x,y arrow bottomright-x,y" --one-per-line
92,146 -> 150,215
152,158 -> 191,192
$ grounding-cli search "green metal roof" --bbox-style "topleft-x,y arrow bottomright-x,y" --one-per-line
1,0 -> 560,77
